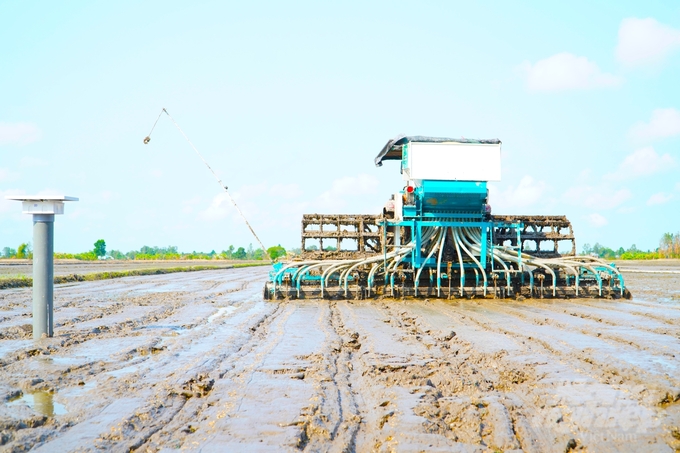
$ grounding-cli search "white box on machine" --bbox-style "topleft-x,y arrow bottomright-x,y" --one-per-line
403,142 -> 501,182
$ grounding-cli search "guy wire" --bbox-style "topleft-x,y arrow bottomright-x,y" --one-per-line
144,108 -> 164,143
145,108 -> 271,261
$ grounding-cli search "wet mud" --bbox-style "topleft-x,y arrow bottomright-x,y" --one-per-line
0,263 -> 679,452
0,259 -> 259,277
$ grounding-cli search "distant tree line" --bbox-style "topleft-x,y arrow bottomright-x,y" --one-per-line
1,240 -> 288,262
1,243 -> 32,259
6,233 -> 680,261
582,232 -> 680,260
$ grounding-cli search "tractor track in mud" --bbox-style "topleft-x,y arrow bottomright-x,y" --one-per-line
450,302 -> 680,400
0,264 -> 679,452
397,298 -> 680,451
0,269 -> 275,451
298,301 -> 362,452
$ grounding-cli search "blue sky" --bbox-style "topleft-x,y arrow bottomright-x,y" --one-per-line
1,1 -> 679,254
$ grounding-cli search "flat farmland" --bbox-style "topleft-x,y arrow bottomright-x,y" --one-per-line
0,262 -> 679,452
0,259 -> 259,277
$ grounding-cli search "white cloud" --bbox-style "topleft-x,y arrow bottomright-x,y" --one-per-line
195,175 -> 381,239
604,147 -> 675,181
616,18 -> 680,67
518,53 -> 622,91
237,183 -> 269,199
562,185 -> 631,210
646,192 -> 673,206
199,192 -> 236,221
629,108 -> 680,142
316,174 -> 380,211
198,192 -> 238,221
39,189 -> 66,197
324,174 -> 379,197
0,189 -> 26,214
198,183 -> 267,222
19,157 -> 48,167
0,122 -> 42,146
269,183 -> 303,199
272,199 -> 309,221
576,168 -> 593,180
587,213 -> 608,228
181,196 -> 201,214
488,175 -> 547,211
0,168 -> 20,182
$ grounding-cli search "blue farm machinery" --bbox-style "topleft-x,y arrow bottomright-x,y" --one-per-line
265,136 -> 630,300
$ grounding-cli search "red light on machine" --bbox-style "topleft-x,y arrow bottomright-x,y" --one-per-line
406,185 -> 415,193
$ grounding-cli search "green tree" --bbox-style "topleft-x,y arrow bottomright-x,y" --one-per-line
109,249 -> 126,260
74,251 -> 97,260
659,232 -> 680,258
220,245 -> 235,259
17,243 -> 31,259
1,247 -> 16,258
233,247 -> 247,259
590,243 -> 615,259
94,239 -> 106,258
660,233 -> 675,258
661,232 -> 673,247
139,245 -> 157,256
267,245 -> 287,261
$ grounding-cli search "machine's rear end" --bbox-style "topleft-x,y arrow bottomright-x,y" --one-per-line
265,136 -> 629,300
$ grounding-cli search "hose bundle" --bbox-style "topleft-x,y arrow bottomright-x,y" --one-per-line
272,225 -> 624,298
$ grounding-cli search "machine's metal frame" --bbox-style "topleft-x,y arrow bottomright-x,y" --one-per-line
264,136 -> 629,300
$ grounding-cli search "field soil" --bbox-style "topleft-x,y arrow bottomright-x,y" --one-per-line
0,261 -> 679,452
0,259 -> 261,277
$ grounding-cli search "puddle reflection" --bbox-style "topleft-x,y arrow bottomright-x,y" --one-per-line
7,391 -> 67,416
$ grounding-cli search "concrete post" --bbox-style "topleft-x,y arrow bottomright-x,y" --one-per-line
32,214 -> 54,339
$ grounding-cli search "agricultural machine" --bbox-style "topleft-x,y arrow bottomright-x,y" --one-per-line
264,135 -> 630,300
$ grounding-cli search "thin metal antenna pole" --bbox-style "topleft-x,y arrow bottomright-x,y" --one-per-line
146,108 -> 270,261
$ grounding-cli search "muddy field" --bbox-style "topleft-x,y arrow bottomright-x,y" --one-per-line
0,262 -> 679,452
0,260 -> 259,277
